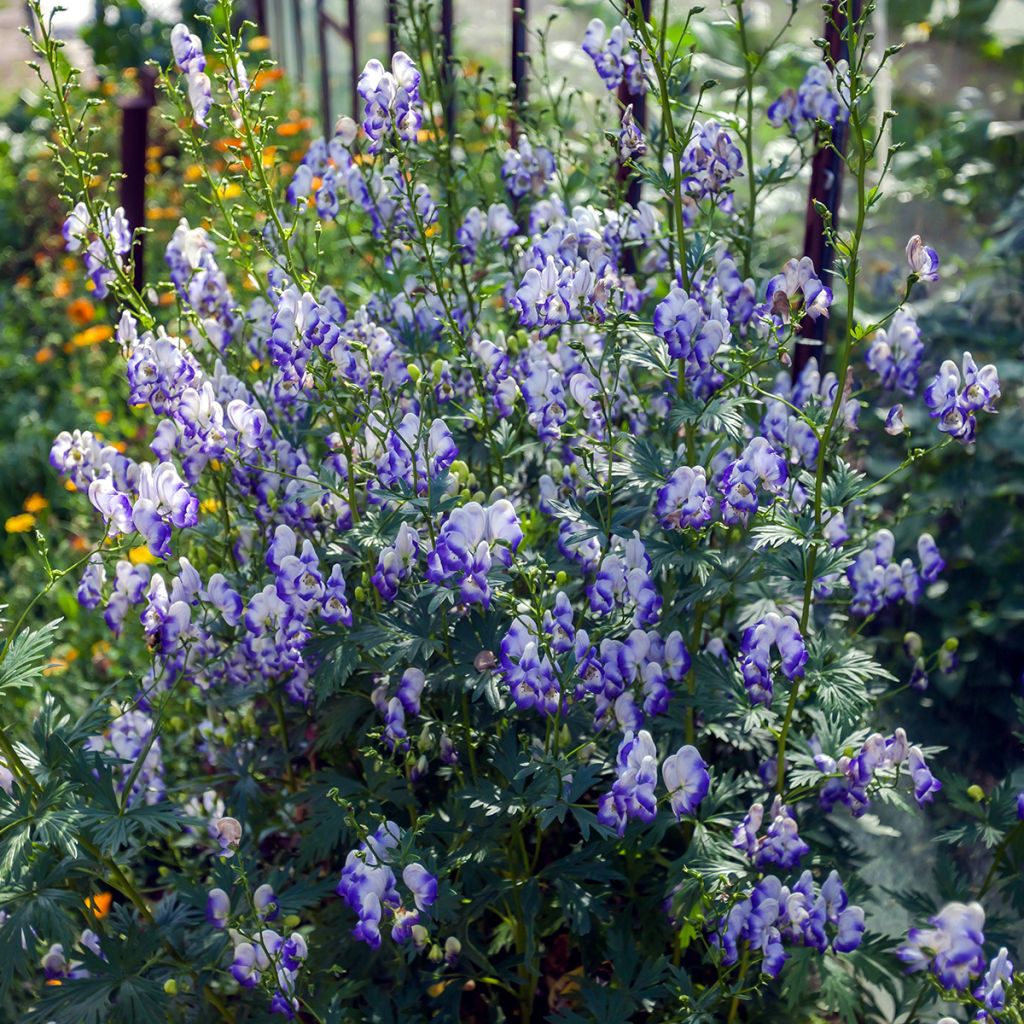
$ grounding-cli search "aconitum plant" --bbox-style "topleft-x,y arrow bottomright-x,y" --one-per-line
1,0 -> 1019,1022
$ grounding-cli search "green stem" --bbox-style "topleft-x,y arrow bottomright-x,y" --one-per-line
781,12 -> 869,795
735,4 -> 758,278
631,0 -> 690,291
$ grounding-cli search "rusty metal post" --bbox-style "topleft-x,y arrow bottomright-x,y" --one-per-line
510,0 -> 528,143
792,0 -> 860,380
119,68 -> 156,294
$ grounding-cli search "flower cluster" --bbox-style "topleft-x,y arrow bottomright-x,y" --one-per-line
738,613 -> 807,706
62,203 -> 131,298
733,797 -> 810,871
768,64 -> 846,133
846,529 -> 944,616
357,52 -> 422,152
816,727 -> 941,816
924,351 -> 1000,443
337,822 -> 437,948
582,18 -> 649,97
597,730 -> 709,834
716,870 -> 865,978
171,23 -> 212,128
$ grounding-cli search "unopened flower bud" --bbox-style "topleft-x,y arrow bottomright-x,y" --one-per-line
903,631 -> 923,658
407,363 -> 422,384
966,785 -> 985,802
474,650 -> 497,672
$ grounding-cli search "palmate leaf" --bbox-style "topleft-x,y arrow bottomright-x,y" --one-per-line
807,646 -> 896,722
0,617 -> 62,693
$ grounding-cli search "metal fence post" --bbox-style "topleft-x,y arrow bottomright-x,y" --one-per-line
792,0 -> 861,380
440,0 -> 454,137
387,0 -> 399,57
119,67 -> 156,294
618,0 -> 649,209
510,0 -> 528,143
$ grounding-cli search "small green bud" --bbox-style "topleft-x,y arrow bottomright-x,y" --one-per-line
283,914 -> 301,928
431,358 -> 444,378
903,631 -> 923,658
407,363 -> 422,383
164,979 -> 179,995
555,570 -> 568,586
472,491 -> 486,503
943,637 -> 959,652
546,335 -> 558,353
354,585 -> 366,603
428,943 -> 444,964
967,785 -> 986,802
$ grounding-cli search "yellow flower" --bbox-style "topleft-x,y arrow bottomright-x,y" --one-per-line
23,493 -> 48,513
129,545 -> 160,566
5,513 -> 36,533
217,182 -> 243,200
184,164 -> 204,182
250,34 -> 271,51
200,497 -> 221,514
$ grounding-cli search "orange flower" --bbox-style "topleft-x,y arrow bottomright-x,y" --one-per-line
35,347 -> 54,364
5,513 -> 36,533
72,324 -> 114,348
85,892 -> 113,919
52,278 -> 72,299
184,164 -> 204,183
64,480 -> 78,493
67,297 -> 95,325
277,121 -> 303,137
250,35 -> 271,51
62,257 -> 78,272
69,534 -> 89,550
253,67 -> 285,89
23,493 -> 48,513
95,409 -> 113,426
